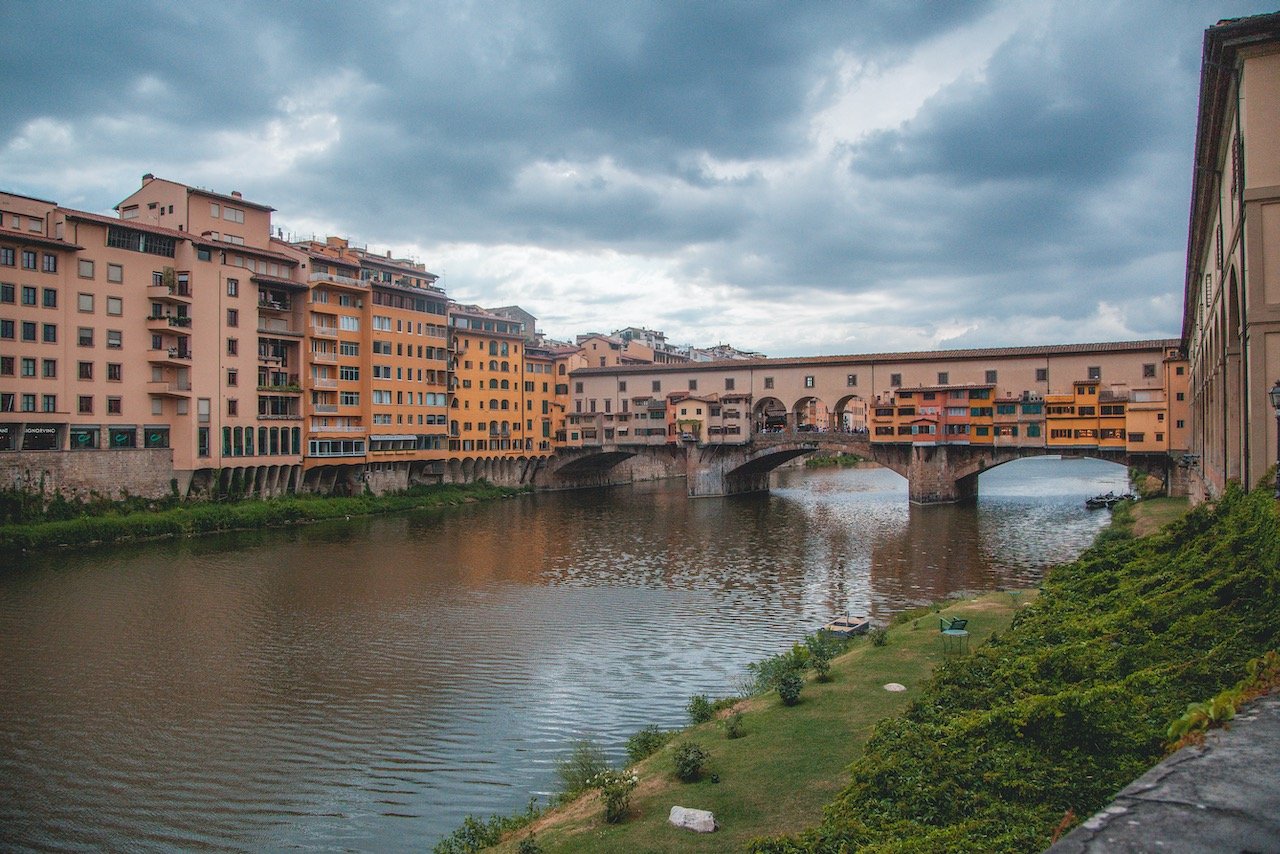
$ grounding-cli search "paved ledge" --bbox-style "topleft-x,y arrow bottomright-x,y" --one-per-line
1048,693 -> 1280,853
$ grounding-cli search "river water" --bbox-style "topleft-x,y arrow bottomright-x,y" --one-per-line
0,458 -> 1128,851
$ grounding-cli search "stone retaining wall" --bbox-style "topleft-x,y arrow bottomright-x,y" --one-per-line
1,450 -> 177,501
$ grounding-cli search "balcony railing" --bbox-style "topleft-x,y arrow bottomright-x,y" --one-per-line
146,314 -> 192,328
309,271 -> 366,287
311,350 -> 338,363
312,404 -> 339,414
312,377 -> 338,388
311,324 -> 338,338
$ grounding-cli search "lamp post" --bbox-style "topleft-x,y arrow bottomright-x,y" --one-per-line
1270,381 -> 1280,498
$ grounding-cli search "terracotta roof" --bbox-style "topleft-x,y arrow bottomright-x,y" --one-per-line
186,185 -> 275,212
62,208 -> 188,240
0,229 -> 83,251
193,238 -> 299,265
574,339 -> 1181,376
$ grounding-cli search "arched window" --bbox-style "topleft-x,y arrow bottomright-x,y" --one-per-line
489,341 -> 498,355
291,427 -> 300,454
489,378 -> 499,389
501,361 -> 509,372
489,360 -> 498,371
501,400 -> 510,410
500,380 -> 509,389
558,364 -> 566,375
222,426 -> 232,456
490,398 -> 500,409
233,427 -> 243,456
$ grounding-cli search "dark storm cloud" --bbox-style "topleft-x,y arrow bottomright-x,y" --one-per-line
3,0 -> 1274,353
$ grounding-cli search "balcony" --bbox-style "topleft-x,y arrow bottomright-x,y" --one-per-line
148,347 -> 191,363
312,377 -> 338,389
311,349 -> 338,364
146,379 -> 191,397
257,298 -> 291,313
309,271 -> 366,288
146,313 -> 192,330
147,282 -> 192,304
257,321 -> 303,338
310,421 -> 364,433
258,384 -> 302,395
312,404 -> 339,414
311,324 -> 338,338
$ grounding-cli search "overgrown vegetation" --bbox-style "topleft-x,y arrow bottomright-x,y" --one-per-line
749,484 -> 1279,853
432,799 -> 541,854
673,742 -> 710,782
625,725 -> 674,764
554,740 -> 609,801
804,453 -> 866,468
0,481 -> 526,553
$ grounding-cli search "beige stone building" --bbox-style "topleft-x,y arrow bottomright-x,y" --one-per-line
1183,12 -> 1280,497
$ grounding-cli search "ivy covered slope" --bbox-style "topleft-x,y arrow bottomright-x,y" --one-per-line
751,485 -> 1280,854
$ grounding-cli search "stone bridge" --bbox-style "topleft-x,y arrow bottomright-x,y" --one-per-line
542,432 -> 1173,503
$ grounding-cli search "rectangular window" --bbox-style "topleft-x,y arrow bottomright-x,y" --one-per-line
106,263 -> 123,283
106,330 -> 122,349
42,394 -> 57,412
106,363 -> 122,381
764,377 -> 774,389
0,248 -> 13,266
21,393 -> 35,412
1035,368 -> 1048,382
42,254 -> 57,273
78,327 -> 93,347
107,397 -> 122,415
226,308 -> 238,327
78,293 -> 94,312
106,226 -> 175,257
41,287 -> 57,308
0,357 -> 12,376
227,399 -> 238,416
42,358 -> 56,378
21,321 -> 36,341
846,374 -> 857,387
22,250 -> 37,270
688,379 -> 698,391
340,315 -> 360,331
227,338 -> 238,356
0,283 -> 12,303
21,285 -> 36,305
725,378 -> 735,390
985,369 -> 997,384
78,259 -> 95,278
652,380 -> 661,393
42,323 -> 56,343
78,361 -> 93,380
1087,366 -> 1101,380
937,371 -> 949,384
223,207 -> 245,224
890,373 -> 902,387
106,296 -> 122,316
804,375 -> 815,388
78,395 -> 93,415
1142,363 -> 1156,378
340,391 -> 360,406
0,319 -> 11,339
340,341 -> 359,356
227,278 -> 239,297
227,369 -> 237,387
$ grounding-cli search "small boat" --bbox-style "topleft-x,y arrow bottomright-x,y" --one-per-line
1085,491 -> 1124,509
822,615 -> 871,637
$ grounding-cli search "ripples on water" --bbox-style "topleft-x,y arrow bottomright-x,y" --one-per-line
0,458 -> 1129,850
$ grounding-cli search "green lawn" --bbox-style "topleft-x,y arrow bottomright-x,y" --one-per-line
495,593 -> 1028,853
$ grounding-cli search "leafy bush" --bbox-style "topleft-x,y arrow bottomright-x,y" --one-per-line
747,644 -> 809,694
433,799 -> 540,854
591,768 -> 639,823
517,836 -> 543,854
555,740 -> 608,799
777,671 -> 804,706
686,693 -> 714,724
673,742 -> 709,782
625,725 -> 673,764
723,710 -> 745,739
805,630 -> 845,682
868,627 -> 888,647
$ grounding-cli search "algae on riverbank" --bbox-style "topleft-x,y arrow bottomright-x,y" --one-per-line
0,481 -> 528,553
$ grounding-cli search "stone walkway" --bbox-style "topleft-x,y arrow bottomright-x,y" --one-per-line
1048,693 -> 1280,853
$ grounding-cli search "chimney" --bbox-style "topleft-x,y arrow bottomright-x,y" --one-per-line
142,173 -> 154,184
231,190 -> 242,198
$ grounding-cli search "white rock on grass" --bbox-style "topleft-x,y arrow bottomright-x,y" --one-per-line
883,682 -> 907,692
669,805 -> 717,833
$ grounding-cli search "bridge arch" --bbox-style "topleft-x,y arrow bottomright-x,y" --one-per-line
753,396 -> 787,432
791,395 -> 833,430
833,394 -> 867,432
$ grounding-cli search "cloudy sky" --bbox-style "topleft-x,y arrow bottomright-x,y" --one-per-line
1,1 -> 1271,356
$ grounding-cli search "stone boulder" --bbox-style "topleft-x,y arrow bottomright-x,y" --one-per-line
669,805 -> 717,833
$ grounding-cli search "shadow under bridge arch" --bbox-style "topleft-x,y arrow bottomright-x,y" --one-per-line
687,441 -> 819,497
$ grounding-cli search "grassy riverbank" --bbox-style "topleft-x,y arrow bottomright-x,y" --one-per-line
487,593 -> 1029,853
0,481 -> 527,553
480,488 -> 1280,853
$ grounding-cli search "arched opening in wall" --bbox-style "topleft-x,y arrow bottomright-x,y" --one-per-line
753,396 -> 787,433
792,396 -> 832,432
833,394 -> 867,433
968,455 -> 1134,504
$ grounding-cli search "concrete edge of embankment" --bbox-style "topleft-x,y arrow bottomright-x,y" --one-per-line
1047,692 -> 1280,853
